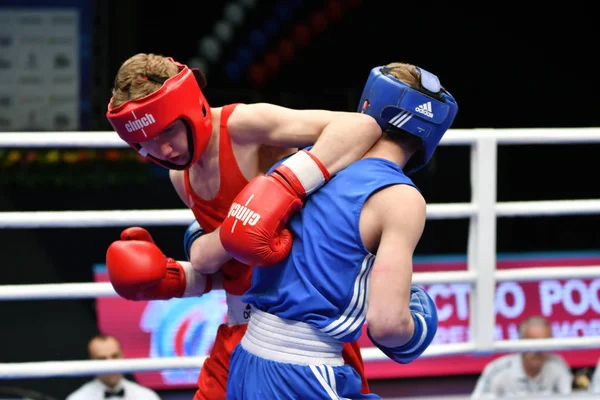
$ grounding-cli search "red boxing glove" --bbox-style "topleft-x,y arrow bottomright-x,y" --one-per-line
121,226 -> 155,242
220,150 -> 330,267
106,227 -> 187,300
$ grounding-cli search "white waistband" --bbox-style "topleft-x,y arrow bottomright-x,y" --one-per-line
226,293 -> 250,326
241,308 -> 344,366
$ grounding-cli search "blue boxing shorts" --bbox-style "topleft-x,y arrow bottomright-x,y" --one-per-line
226,309 -> 381,399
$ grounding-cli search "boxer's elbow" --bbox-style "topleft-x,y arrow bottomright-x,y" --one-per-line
345,113 -> 382,142
190,253 -> 222,274
367,308 -> 414,348
189,232 -> 233,274
189,242 -> 222,274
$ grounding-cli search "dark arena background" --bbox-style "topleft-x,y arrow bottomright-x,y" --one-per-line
0,1 -> 599,399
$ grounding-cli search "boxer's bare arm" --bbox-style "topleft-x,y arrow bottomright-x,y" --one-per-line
208,270 -> 224,291
180,261 -> 224,297
363,184 -> 426,348
184,263 -> 224,293
188,226 -> 232,274
169,170 -> 234,274
228,103 -> 382,175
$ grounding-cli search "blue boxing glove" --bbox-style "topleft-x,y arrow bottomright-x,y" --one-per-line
183,220 -> 206,261
368,285 -> 438,364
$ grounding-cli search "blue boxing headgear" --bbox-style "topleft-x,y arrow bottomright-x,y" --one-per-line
358,65 -> 458,174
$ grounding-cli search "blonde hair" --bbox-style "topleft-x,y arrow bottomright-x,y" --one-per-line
110,53 -> 180,107
382,62 -> 420,86
379,62 -> 424,151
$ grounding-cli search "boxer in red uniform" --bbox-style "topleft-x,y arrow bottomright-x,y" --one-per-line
104,53 -> 381,399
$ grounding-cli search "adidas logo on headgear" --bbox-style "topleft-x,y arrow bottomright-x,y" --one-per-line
415,102 -> 434,118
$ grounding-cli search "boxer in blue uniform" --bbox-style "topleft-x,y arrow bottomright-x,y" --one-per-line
222,62 -> 459,399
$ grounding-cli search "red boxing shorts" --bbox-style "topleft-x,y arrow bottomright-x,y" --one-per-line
194,324 -> 248,400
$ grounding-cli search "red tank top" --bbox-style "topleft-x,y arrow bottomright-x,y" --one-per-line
183,103 -> 252,295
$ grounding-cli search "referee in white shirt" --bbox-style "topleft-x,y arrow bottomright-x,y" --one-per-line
66,334 -> 161,400
471,316 -> 573,398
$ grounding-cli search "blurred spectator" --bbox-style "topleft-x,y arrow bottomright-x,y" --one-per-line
572,367 -> 592,391
471,316 -> 573,398
66,334 -> 161,400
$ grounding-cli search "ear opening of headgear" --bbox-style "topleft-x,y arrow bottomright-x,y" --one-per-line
192,68 -> 207,89
358,65 -> 458,175
105,58 -> 213,170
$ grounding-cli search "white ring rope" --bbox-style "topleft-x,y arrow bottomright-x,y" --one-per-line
2,128 -> 600,379
2,127 -> 600,147
3,264 -> 600,302
0,357 -> 207,379
0,209 -> 197,228
1,337 -> 599,379
495,266 -> 600,282
0,132 -> 128,148
0,344 -> 474,379
0,282 -> 118,300
0,272 -> 477,301
493,337 -> 600,353
2,199 -> 600,229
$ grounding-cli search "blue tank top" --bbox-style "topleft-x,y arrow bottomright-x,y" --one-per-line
242,152 -> 418,343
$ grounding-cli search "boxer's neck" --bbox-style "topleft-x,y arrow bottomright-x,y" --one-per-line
362,139 -> 413,170
194,107 -> 222,167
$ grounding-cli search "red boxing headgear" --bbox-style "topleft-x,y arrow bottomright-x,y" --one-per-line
106,58 -> 212,170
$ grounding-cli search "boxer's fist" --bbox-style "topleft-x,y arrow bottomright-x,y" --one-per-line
106,235 -> 186,300
368,286 -> 438,364
220,150 -> 330,267
220,175 -> 301,267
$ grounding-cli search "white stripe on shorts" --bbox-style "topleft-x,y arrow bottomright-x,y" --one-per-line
310,364 -> 339,399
